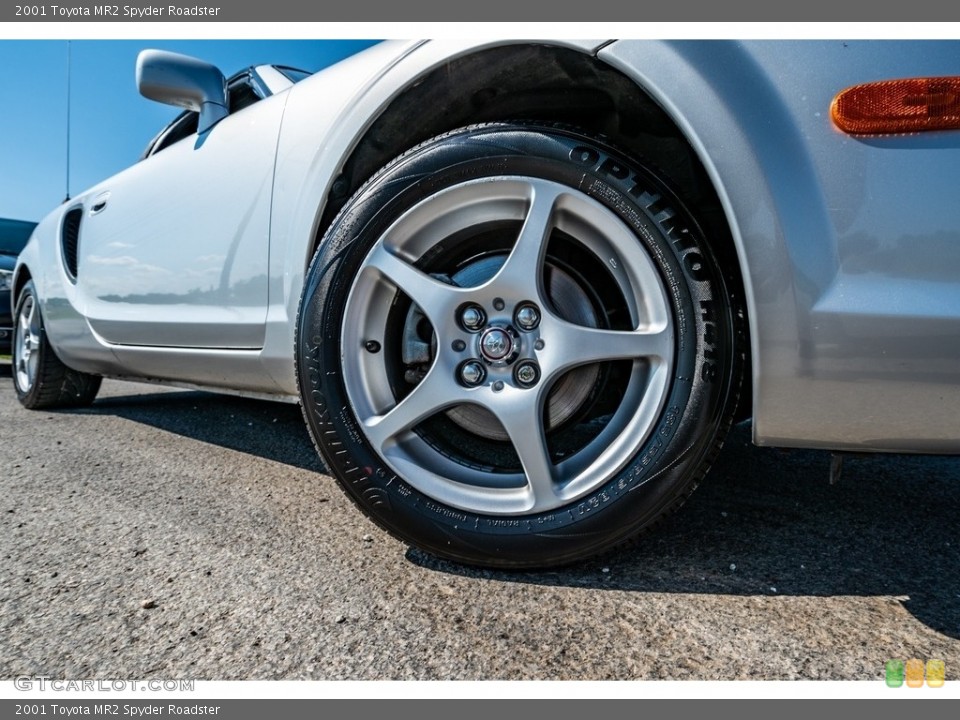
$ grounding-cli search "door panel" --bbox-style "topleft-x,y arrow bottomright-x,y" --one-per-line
76,93 -> 285,349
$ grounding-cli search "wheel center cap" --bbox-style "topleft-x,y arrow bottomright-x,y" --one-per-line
479,327 -> 512,361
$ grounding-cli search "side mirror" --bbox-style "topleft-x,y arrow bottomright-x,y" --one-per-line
136,49 -> 228,134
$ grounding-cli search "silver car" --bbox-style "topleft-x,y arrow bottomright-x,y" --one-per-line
12,40 -> 960,567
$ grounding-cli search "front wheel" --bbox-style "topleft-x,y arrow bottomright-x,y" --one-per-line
297,124 -> 741,568
12,280 -> 101,409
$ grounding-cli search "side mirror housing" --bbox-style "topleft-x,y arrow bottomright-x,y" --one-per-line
136,49 -> 228,134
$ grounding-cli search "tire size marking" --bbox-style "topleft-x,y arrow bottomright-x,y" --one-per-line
338,406 -> 364,447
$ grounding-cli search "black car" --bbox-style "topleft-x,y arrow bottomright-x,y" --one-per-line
1,218 -> 37,356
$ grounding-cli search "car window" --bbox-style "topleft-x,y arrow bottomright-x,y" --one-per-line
144,71 -> 264,158
227,75 -> 262,114
147,112 -> 200,156
275,66 -> 312,84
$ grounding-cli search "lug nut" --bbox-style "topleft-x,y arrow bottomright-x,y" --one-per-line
459,305 -> 486,332
459,360 -> 486,387
515,303 -> 540,331
514,361 -> 540,388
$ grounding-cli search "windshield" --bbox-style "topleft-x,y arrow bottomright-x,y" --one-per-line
0,218 -> 37,255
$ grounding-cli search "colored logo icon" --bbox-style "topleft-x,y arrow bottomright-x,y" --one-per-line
905,658 -> 925,688
926,659 -> 945,688
885,659 -> 905,687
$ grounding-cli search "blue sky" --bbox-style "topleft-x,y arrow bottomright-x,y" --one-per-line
0,40 -> 378,222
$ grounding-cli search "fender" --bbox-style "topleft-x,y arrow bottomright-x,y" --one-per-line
599,40 -> 960,452
261,40 -> 610,395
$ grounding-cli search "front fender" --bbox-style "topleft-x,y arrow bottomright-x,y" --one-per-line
600,40 -> 960,451
261,39 -> 608,395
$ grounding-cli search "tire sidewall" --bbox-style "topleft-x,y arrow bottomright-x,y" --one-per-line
298,125 -> 736,566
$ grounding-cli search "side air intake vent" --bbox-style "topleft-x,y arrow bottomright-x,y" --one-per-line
61,207 -> 82,281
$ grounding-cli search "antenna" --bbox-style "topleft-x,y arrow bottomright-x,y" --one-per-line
64,40 -> 71,203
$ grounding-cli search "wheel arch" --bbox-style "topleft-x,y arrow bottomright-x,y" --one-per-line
313,44 -> 741,266
12,264 -> 32,310
305,41 -> 754,417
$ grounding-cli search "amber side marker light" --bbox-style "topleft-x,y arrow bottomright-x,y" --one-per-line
831,77 -> 960,134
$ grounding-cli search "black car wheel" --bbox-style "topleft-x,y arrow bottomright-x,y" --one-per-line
297,124 -> 742,567
12,280 -> 101,409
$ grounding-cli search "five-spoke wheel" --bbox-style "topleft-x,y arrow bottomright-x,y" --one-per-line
297,124 -> 740,567
14,292 -> 41,394
340,178 -> 675,516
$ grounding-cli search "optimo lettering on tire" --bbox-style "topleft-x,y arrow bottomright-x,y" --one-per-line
297,124 -> 741,568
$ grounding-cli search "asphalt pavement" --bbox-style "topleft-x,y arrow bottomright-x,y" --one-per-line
1,369 -> 958,680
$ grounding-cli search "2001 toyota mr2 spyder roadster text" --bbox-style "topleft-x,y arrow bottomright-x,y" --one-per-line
11,40 -> 960,567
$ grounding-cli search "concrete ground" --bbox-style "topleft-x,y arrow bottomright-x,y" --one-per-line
1,371 -> 957,680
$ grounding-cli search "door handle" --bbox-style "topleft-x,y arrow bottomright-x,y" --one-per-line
90,192 -> 110,215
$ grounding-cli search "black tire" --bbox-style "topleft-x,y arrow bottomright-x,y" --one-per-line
12,280 -> 101,409
297,124 -> 741,568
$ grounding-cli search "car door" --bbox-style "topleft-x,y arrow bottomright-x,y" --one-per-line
75,73 -> 284,349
